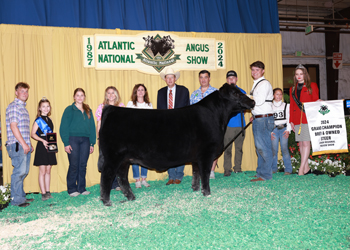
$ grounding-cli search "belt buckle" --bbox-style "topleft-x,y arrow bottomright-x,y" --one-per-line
276,124 -> 285,130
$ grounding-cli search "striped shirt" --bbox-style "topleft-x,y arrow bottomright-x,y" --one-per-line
6,98 -> 31,146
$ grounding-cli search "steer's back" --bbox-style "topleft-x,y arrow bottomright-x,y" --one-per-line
100,103 -> 223,170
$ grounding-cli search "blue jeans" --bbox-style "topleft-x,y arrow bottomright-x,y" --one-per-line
111,177 -> 120,189
6,143 -> 31,206
132,165 -> 148,179
66,136 -> 90,194
252,116 -> 274,180
271,127 -> 293,173
168,165 -> 185,180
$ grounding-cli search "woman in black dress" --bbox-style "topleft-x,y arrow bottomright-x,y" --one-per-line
31,98 -> 57,201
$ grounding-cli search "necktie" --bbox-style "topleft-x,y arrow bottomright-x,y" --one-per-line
168,89 -> 173,109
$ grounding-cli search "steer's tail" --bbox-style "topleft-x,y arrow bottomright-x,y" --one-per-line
97,147 -> 104,172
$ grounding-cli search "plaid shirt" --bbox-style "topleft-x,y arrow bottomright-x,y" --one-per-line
6,98 -> 31,146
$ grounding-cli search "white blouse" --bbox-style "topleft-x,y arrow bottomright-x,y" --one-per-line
126,101 -> 153,110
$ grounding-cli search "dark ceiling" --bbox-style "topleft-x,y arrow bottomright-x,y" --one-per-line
278,0 -> 350,33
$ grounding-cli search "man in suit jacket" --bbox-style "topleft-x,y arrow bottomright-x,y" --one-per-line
157,67 -> 190,185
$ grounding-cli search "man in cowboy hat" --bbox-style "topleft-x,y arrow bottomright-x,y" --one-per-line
157,67 -> 190,185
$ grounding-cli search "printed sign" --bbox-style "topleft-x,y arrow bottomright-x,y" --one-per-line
83,32 -> 225,74
332,52 -> 343,69
305,100 -> 348,156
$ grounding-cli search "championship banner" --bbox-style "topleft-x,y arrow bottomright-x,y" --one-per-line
83,32 -> 225,74
304,100 -> 349,156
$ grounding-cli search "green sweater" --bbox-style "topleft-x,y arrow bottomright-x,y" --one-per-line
59,103 -> 96,147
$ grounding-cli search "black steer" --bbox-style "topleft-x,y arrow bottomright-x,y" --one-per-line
99,83 -> 255,206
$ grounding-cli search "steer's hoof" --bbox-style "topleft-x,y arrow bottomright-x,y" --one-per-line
192,185 -> 200,192
102,199 -> 112,206
126,194 -> 136,201
202,190 -> 211,197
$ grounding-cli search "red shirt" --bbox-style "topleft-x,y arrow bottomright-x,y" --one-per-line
289,82 -> 319,125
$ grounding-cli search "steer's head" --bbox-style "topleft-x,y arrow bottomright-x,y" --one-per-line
219,83 -> 255,113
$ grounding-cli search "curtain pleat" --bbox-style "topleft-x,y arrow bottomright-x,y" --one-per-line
0,0 -> 279,33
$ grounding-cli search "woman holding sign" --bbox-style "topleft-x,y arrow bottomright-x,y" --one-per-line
289,64 -> 319,175
31,98 -> 57,201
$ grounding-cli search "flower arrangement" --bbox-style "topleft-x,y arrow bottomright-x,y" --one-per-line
0,183 -> 11,210
277,119 -> 350,177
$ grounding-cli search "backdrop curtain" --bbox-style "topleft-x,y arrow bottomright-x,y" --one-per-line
0,24 -> 282,192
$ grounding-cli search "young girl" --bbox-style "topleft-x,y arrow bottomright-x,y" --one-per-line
126,84 -> 153,188
96,86 -> 124,191
31,98 -> 57,201
60,88 -> 96,197
271,88 -> 293,175
289,65 -> 319,175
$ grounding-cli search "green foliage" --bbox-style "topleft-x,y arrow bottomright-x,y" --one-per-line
277,117 -> 350,176
0,183 -> 11,206
283,93 -> 290,103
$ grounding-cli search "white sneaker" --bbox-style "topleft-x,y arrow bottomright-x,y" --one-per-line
210,171 -> 215,179
81,191 -> 90,195
141,180 -> 150,187
135,181 -> 141,188
115,187 -> 121,191
69,192 -> 80,197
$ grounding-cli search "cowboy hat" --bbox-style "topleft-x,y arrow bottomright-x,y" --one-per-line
160,68 -> 180,81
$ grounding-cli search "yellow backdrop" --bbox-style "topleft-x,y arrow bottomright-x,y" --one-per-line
0,24 -> 283,193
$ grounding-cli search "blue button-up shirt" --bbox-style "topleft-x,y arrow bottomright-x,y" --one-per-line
190,85 -> 218,105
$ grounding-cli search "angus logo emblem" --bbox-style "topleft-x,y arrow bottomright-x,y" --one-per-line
136,34 -> 180,73
318,105 -> 330,115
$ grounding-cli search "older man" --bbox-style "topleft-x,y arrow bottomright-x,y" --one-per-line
6,82 -> 34,207
249,61 -> 274,182
223,70 -> 247,176
190,70 -> 218,179
157,68 -> 190,185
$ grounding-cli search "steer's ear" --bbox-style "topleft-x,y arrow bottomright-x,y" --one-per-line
219,83 -> 231,99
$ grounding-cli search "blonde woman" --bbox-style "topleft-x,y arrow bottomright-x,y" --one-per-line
96,86 -> 124,190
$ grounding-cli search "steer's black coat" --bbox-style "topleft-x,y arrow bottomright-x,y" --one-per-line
99,83 -> 255,206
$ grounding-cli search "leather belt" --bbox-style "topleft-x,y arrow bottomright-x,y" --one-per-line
254,114 -> 273,119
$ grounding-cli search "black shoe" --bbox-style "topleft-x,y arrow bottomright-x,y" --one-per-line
304,169 -> 312,175
224,172 -> 232,177
18,202 -> 30,207
26,198 -> 34,202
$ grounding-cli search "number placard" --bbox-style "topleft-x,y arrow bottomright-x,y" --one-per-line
83,36 -> 95,67
216,41 -> 225,69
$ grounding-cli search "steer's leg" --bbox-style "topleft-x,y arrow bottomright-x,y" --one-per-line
198,159 -> 212,196
100,161 -> 115,206
117,162 -> 135,201
191,162 -> 200,192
